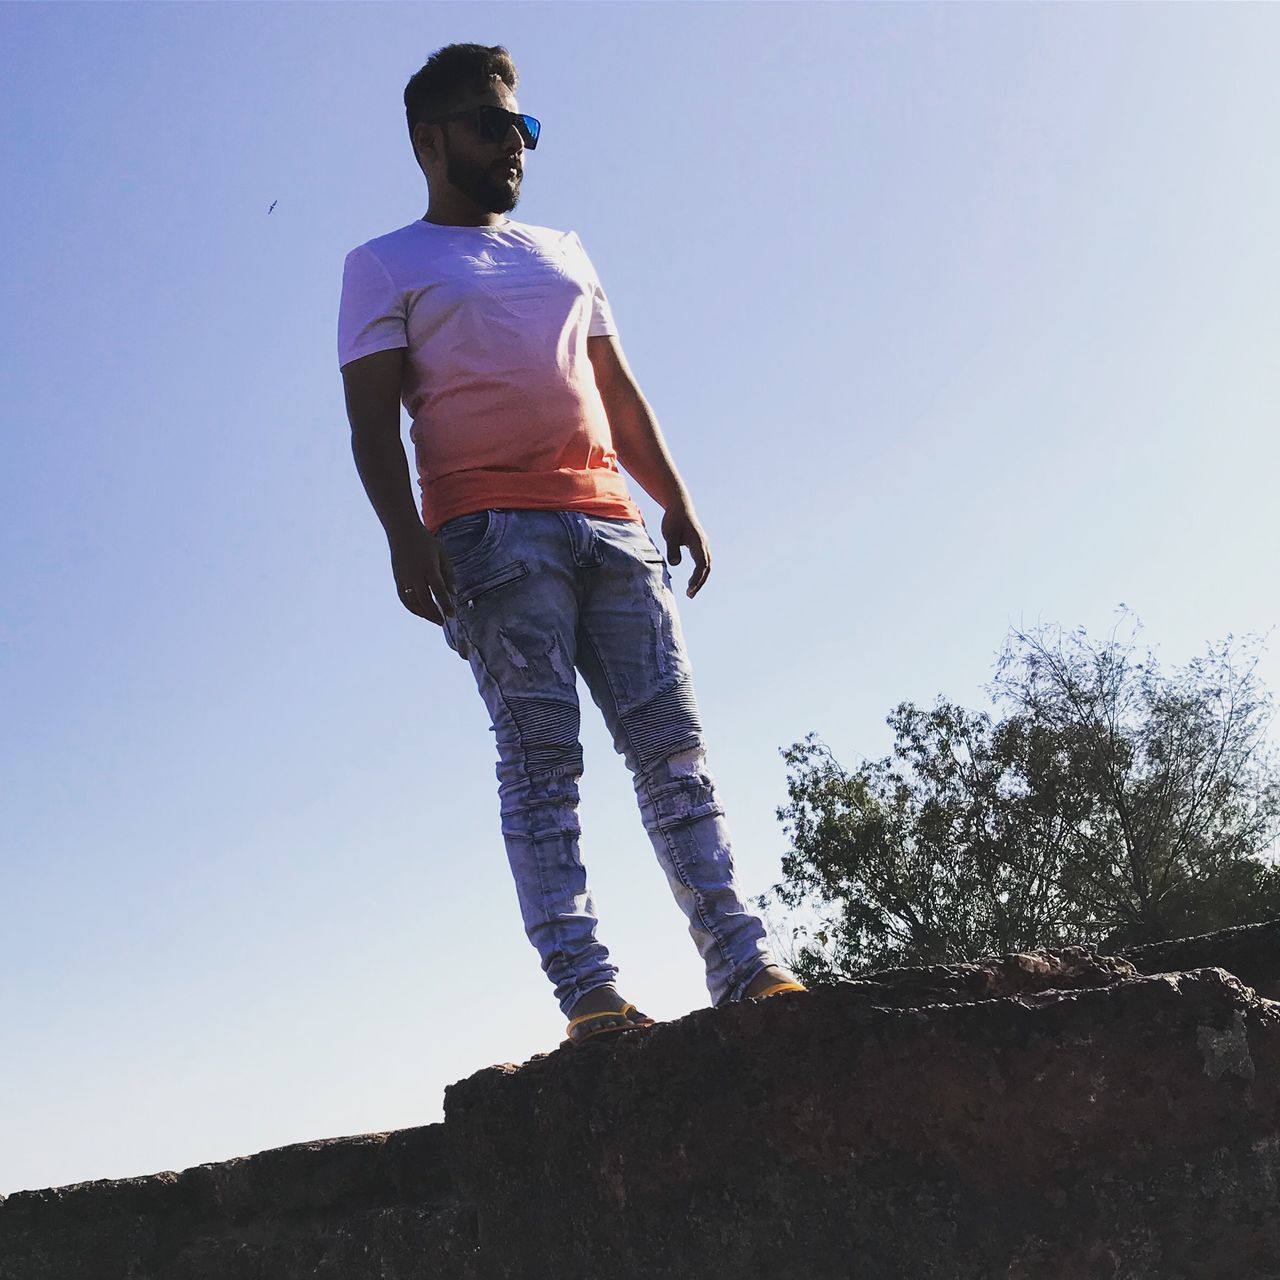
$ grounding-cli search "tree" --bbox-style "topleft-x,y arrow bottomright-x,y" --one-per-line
760,614 -> 1280,984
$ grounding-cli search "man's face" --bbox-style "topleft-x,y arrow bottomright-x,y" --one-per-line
418,81 -> 526,215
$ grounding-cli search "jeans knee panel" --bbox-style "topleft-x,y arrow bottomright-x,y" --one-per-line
620,674 -> 703,773
505,695 -> 583,776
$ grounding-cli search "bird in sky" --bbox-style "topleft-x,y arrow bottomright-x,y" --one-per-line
268,200 -> 277,214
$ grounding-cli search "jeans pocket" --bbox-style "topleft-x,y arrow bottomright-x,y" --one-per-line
455,559 -> 529,608
438,509 -> 505,570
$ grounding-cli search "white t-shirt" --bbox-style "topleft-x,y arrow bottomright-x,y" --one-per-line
337,217 -> 642,532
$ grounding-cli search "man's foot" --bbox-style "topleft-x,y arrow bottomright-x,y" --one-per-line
742,964 -> 805,1000
563,984 -> 654,1046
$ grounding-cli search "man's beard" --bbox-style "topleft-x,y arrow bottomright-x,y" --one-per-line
443,134 -> 521,214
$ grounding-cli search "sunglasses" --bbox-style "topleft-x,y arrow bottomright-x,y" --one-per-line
429,104 -> 541,150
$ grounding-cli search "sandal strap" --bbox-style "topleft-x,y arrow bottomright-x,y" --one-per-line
566,1007 -> 634,1032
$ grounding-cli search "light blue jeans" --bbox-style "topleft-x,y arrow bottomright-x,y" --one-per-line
436,507 -> 775,1016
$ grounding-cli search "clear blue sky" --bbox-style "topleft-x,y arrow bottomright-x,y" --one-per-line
3,1 -> 1278,1197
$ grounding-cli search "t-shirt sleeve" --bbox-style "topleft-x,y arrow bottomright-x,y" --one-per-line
337,245 -> 408,369
571,232 -> 617,338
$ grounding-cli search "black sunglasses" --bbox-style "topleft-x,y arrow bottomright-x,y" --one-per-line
428,104 -> 541,150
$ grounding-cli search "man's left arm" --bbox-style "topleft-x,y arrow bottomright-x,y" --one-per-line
588,334 -> 711,598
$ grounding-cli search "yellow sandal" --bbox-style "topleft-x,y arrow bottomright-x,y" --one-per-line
753,980 -> 807,999
562,1002 -> 656,1047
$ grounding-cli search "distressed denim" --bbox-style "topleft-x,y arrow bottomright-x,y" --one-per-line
436,507 -> 775,1016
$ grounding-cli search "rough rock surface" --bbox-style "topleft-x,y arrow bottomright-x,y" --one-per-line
3,921 -> 1278,1280
1116,917 -> 1280,1000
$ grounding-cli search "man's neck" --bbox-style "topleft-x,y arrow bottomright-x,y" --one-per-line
423,207 -> 507,229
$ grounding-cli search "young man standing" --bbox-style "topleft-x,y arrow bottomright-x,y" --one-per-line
337,44 -> 802,1046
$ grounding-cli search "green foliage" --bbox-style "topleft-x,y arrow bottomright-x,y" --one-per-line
760,613 -> 1280,983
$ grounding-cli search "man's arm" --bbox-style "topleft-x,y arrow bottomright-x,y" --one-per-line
587,335 -> 688,511
587,335 -> 711,597
341,347 -> 459,628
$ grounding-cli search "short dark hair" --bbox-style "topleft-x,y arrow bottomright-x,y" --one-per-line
404,43 -> 519,144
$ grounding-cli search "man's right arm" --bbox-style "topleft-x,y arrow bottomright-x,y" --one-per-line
341,348 -> 457,627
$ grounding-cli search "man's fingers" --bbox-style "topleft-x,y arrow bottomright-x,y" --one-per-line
414,551 -> 458,624
399,579 -> 445,626
687,545 -> 711,597
427,571 -> 456,624
418,581 -> 446,626
398,586 -> 429,619
389,537 -> 456,626
661,527 -> 711,598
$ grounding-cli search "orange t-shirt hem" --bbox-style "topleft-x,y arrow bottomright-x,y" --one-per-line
423,468 -> 644,534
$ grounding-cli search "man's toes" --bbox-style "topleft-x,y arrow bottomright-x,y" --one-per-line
571,1012 -> 624,1042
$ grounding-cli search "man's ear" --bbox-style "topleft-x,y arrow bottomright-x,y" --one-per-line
412,122 -> 436,166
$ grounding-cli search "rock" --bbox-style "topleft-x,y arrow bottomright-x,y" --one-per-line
3,920 -> 1278,1279
444,965 -> 1278,1279
1116,917 -> 1280,1001
0,1125 -> 475,1280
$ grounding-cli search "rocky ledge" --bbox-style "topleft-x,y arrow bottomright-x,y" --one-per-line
2,919 -> 1278,1279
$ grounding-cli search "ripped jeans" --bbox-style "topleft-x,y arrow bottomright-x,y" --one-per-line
436,507 -> 775,1016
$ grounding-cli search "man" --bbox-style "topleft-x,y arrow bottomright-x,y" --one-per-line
337,43 -> 802,1046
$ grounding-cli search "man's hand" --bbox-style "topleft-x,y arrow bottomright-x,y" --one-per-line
661,502 -> 711,598
388,525 -> 470,655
